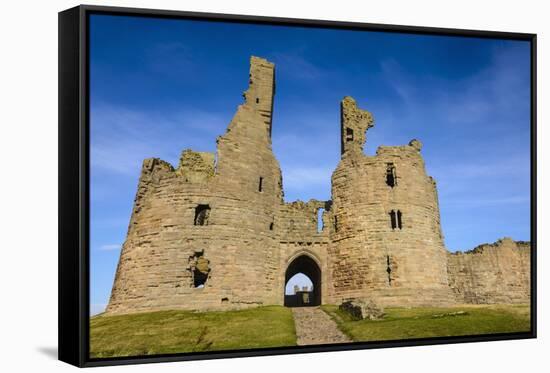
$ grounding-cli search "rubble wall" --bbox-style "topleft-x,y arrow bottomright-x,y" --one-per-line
447,238 -> 531,304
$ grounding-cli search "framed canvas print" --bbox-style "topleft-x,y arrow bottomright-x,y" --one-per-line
58,4 -> 537,367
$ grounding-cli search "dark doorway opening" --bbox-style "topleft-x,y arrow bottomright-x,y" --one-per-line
284,255 -> 321,307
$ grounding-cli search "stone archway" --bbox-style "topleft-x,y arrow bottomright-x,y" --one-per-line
284,254 -> 321,307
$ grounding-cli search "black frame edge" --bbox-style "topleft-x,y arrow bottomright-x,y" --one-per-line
83,332 -> 534,367
58,5 -> 86,367
78,3 -> 535,40
530,34 -> 537,338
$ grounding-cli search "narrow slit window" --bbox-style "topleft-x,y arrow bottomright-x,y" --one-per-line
386,255 -> 392,286
317,208 -> 325,233
386,163 -> 397,187
258,177 -> 263,192
334,215 -> 339,232
397,210 -> 403,229
345,127 -> 354,142
269,222 -> 274,230
194,204 -> 210,226
256,97 -> 260,104
389,210 -> 397,230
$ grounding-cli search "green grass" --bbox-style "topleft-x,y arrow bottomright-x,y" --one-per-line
90,306 -> 296,358
321,304 -> 531,342
90,304 -> 530,357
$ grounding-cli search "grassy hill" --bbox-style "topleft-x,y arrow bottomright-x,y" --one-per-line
321,304 -> 530,342
90,304 -> 530,358
90,305 -> 296,358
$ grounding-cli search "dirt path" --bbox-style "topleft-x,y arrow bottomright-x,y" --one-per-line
292,307 -> 351,346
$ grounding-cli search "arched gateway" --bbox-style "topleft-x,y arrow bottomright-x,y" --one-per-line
284,255 -> 321,307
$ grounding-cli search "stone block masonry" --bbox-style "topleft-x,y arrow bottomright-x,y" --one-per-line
105,56 -> 530,315
447,238 -> 530,304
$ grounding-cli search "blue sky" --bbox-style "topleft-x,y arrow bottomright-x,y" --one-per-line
89,14 -> 531,314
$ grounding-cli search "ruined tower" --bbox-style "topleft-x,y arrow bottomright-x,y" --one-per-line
106,57 -> 284,313
328,97 -> 455,307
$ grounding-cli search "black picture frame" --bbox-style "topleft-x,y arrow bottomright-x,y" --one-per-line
58,4 -> 537,368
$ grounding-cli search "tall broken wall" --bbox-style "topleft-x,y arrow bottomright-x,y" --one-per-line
447,238 -> 531,304
106,56 -> 284,314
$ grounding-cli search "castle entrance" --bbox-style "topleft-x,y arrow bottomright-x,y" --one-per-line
284,255 -> 321,307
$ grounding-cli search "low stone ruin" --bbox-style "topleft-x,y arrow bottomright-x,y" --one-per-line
339,299 -> 385,320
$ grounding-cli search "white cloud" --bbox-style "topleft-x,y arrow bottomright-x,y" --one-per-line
429,153 -> 529,180
282,166 -> 333,190
379,59 -> 416,104
90,104 -> 229,176
271,52 -> 324,80
146,42 -> 195,76
378,44 -> 530,128
443,195 -> 529,208
99,244 -> 121,251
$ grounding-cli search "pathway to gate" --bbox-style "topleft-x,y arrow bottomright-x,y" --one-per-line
291,307 -> 352,346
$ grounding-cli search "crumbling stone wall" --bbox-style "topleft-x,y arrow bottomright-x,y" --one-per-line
340,96 -> 374,155
279,200 -> 330,242
447,238 -> 531,304
175,150 -> 215,183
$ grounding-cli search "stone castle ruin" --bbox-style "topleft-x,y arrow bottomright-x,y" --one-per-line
106,56 -> 530,314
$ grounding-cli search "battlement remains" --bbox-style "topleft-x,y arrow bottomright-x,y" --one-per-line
340,96 -> 374,155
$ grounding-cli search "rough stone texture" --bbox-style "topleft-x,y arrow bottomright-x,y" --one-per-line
105,56 -> 531,315
339,299 -> 385,320
341,96 -> 374,155
292,307 -> 351,345
328,123 -> 454,307
447,238 -> 531,304
175,150 -> 215,183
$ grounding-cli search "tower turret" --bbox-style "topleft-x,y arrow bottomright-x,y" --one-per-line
243,56 -> 276,138
329,97 -> 454,307
340,96 -> 374,155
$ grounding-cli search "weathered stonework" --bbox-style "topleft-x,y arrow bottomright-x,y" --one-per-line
339,299 -> 385,320
328,134 -> 455,307
341,96 -> 374,155
447,238 -> 531,304
105,56 -> 530,315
